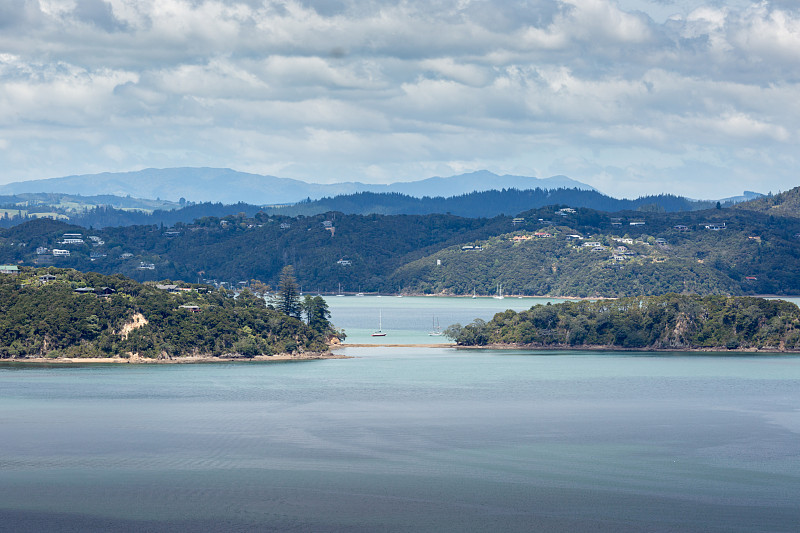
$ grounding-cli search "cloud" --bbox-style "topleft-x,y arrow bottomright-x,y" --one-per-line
0,0 -> 799,199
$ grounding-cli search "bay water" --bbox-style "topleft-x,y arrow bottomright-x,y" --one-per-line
328,295 -> 563,344
1,296 -> 799,531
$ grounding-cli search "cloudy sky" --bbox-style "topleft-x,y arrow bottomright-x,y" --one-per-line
1,0 -> 799,198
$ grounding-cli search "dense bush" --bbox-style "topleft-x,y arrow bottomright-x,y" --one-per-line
0,267 -> 335,359
447,294 -> 800,351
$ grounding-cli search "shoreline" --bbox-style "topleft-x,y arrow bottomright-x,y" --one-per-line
322,292 -> 607,300
335,342 -> 799,353
1,352 -> 349,365
337,343 -> 455,348
452,343 -> 800,354
322,292 -> 800,301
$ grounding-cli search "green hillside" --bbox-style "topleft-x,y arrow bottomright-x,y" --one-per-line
734,186 -> 800,218
2,204 -> 799,297
0,267 -> 333,360
446,294 -> 800,352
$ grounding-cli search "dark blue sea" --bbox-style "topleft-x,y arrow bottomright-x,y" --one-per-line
2,345 -> 799,532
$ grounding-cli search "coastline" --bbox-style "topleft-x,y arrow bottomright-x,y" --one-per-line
338,343 -> 455,348
1,352 -> 349,365
336,342 -> 798,353
325,292 -> 608,300
452,343 -> 800,354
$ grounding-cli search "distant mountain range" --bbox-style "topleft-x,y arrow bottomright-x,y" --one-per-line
1,186 -> 771,229
0,168 -> 595,204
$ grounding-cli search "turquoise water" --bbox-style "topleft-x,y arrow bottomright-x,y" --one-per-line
328,295 -> 564,344
2,348 -> 799,532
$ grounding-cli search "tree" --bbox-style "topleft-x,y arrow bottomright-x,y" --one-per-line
302,295 -> 331,333
274,265 -> 301,318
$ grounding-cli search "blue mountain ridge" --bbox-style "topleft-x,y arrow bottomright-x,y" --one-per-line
0,168 -> 595,204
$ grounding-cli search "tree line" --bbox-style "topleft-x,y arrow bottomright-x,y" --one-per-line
445,294 -> 800,351
0,266 -> 341,359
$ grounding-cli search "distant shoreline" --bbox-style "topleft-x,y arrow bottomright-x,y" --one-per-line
454,343 -> 800,354
338,343 -> 455,348
0,352 -> 349,365
335,343 -> 800,353
321,293 -> 608,300
322,292 -> 800,300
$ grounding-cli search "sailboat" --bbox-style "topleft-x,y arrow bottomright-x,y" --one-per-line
336,283 -> 344,296
371,310 -> 386,337
428,316 -> 443,336
472,288 -> 477,299
493,283 -> 504,299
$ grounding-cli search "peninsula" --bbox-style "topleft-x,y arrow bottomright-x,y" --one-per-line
0,267 -> 340,361
444,294 -> 800,352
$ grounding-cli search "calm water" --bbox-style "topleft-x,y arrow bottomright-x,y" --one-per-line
327,295 -> 564,344
2,296 -> 800,532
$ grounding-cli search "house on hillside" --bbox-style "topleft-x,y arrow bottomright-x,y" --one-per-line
0,265 -> 19,275
704,223 -> 726,231
52,249 -> 70,257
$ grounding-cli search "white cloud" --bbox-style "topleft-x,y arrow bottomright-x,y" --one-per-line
1,0 -> 800,198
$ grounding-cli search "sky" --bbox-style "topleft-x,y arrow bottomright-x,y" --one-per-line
1,0 -> 799,199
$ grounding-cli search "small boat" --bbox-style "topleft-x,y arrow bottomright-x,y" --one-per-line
372,310 -> 386,337
428,317 -> 443,336
493,283 -> 504,300
336,283 -> 344,297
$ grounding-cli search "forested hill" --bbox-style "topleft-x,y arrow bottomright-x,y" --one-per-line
263,189 -> 718,217
734,186 -> 800,218
3,187 -> 731,228
445,294 -> 800,352
2,205 -> 800,297
0,267 -> 334,359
